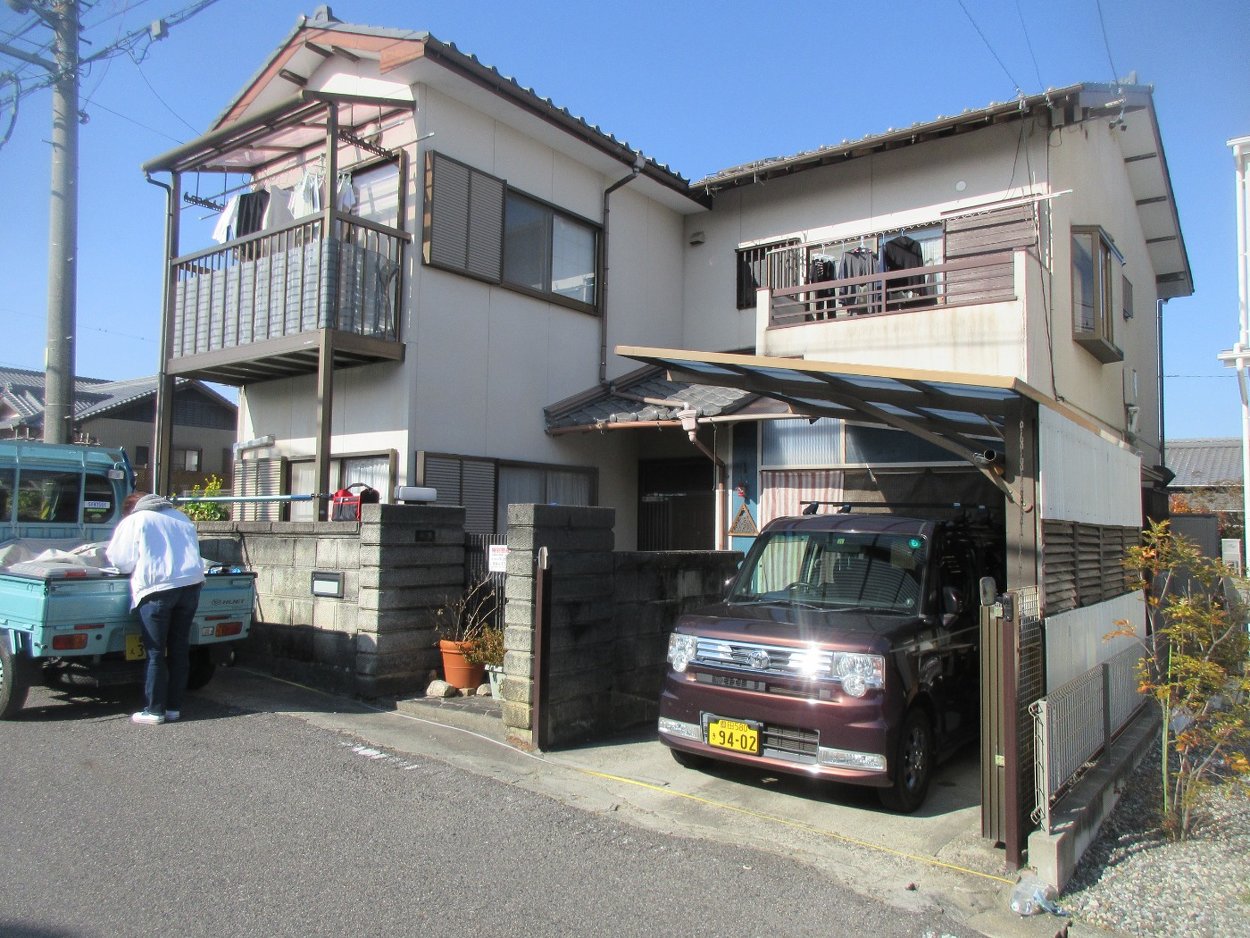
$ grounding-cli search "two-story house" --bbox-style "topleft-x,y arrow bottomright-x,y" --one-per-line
142,10 -> 1189,686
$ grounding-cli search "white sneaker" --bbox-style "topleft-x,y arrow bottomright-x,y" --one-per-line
131,710 -> 165,725
165,710 -> 180,723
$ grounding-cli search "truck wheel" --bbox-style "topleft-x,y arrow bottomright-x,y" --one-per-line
878,708 -> 933,813
0,632 -> 34,719
186,649 -> 216,691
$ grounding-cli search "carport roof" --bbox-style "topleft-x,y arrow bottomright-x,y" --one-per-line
613,347 -> 1061,503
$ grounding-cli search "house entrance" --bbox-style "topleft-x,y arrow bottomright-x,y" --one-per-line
637,458 -> 713,550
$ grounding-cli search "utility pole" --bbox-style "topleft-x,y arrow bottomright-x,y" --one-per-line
1219,135 -> 1250,575
2,0 -> 79,444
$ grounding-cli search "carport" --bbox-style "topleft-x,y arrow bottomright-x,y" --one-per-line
610,345 -> 1062,866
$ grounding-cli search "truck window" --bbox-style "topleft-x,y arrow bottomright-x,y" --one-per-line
82,473 -> 117,524
16,470 -> 82,524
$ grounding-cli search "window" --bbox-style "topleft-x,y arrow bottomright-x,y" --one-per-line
1071,226 -> 1125,363
173,448 -> 201,472
134,445 -> 150,468
287,454 -> 394,522
16,469 -> 83,523
418,451 -> 595,534
424,151 -> 599,312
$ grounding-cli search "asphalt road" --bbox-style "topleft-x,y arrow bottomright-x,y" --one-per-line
0,678 -> 984,938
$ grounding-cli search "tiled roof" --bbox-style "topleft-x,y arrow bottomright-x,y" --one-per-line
545,366 -> 757,432
0,369 -> 235,432
1167,438 -> 1243,488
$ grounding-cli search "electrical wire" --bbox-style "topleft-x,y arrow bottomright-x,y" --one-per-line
1012,0 -> 1045,93
1094,0 -> 1121,84
127,47 -> 198,135
955,0 -> 1024,99
77,94 -> 182,142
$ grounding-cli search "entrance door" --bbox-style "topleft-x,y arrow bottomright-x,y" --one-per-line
637,458 -> 713,550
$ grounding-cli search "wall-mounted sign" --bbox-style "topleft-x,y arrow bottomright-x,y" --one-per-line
488,544 -> 510,573
311,571 -> 345,598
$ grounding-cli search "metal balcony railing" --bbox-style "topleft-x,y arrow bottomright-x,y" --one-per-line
768,251 -> 1016,327
169,215 -> 403,359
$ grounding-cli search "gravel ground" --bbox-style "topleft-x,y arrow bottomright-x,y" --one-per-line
1061,750 -> 1250,937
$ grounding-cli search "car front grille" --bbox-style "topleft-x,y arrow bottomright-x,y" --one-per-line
694,636 -> 832,679
761,724 -> 819,764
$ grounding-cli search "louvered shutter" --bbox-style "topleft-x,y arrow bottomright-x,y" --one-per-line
233,456 -> 287,521
424,152 -> 504,282
461,459 -> 496,534
1042,520 -> 1077,616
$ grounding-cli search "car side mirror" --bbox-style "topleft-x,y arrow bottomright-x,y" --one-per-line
978,576 -> 998,607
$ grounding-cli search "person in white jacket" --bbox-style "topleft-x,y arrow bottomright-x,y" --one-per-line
106,493 -> 205,725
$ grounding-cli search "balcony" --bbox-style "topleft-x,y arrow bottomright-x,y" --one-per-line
166,213 -> 405,385
768,251 -> 1016,327
760,250 -> 1033,381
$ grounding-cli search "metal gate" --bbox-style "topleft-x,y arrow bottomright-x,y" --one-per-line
980,585 -> 1044,865
464,532 -> 506,630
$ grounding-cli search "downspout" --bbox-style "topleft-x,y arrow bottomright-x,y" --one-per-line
599,153 -> 647,385
145,171 -> 178,496
678,408 -> 729,550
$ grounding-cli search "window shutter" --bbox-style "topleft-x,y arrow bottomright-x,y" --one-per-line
461,459 -> 496,534
422,455 -> 463,506
233,456 -> 287,521
1042,520 -> 1077,616
424,152 -> 503,282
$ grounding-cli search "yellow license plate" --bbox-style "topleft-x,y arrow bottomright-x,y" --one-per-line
706,718 -> 759,755
124,633 -> 145,661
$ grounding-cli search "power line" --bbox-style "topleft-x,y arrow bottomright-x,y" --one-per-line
1094,0 -> 1121,84
1012,0 -> 1045,93
955,0 -> 1024,99
127,47 -> 197,134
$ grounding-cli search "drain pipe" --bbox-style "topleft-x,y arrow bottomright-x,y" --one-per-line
678,408 -> 729,550
599,153 -> 647,385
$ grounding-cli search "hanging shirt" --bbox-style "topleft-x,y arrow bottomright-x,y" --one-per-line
289,171 -> 323,218
263,185 -> 295,229
211,194 -> 241,244
236,191 -> 270,238
335,175 -> 356,212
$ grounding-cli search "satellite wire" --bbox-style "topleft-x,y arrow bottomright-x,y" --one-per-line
1013,0 -> 1045,93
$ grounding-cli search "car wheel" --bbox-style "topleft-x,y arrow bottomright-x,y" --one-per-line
0,630 -> 34,720
670,747 -> 711,771
878,708 -> 933,813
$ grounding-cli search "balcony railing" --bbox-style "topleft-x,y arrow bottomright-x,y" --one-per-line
768,251 -> 1016,328
169,215 -> 404,359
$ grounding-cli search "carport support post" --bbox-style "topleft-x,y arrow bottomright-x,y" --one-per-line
1001,400 -> 1040,867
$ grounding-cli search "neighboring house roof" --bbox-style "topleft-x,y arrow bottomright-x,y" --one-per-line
0,368 -> 236,433
545,366 -> 759,434
1167,438 -> 1243,488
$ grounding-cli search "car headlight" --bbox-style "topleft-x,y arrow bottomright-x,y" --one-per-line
831,652 -> 884,697
667,633 -> 697,672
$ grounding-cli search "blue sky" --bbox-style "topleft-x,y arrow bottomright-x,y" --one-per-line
1,0 -> 1247,440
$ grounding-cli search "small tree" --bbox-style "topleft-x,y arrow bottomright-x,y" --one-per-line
1114,520 -> 1250,839
179,474 -> 230,522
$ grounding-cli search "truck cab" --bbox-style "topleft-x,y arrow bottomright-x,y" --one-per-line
657,510 -> 1002,811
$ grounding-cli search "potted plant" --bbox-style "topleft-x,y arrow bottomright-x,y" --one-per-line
433,578 -> 498,689
463,623 -> 505,698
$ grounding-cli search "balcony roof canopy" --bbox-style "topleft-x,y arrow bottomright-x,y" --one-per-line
143,90 -> 413,177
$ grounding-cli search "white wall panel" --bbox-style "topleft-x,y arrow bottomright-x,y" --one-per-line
1044,591 -> 1145,691
1038,405 -> 1140,526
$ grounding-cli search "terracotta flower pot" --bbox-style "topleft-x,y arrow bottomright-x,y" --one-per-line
439,639 -> 485,689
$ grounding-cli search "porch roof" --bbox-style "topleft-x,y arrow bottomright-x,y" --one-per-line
612,346 -> 1058,504
545,365 -> 761,434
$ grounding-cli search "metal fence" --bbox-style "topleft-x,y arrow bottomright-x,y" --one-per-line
464,532 -> 507,631
1031,643 -> 1147,831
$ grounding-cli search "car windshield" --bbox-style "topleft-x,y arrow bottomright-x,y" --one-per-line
728,529 -> 928,614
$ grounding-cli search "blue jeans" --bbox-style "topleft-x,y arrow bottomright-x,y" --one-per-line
137,583 -> 202,714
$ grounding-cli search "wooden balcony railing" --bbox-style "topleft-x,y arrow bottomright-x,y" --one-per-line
169,215 -> 404,359
768,251 -> 1017,328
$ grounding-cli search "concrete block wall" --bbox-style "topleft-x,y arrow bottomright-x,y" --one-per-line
196,503 -> 466,697
501,504 -> 740,748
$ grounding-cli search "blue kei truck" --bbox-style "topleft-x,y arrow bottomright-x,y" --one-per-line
0,440 -> 256,718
